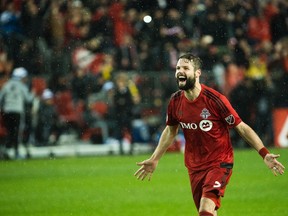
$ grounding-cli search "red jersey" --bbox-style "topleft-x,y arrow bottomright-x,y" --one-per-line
166,84 -> 242,171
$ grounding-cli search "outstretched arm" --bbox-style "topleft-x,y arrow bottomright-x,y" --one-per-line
235,122 -> 285,176
134,125 -> 179,181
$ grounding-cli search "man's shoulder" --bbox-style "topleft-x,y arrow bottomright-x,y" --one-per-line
202,84 -> 223,97
201,84 -> 226,103
170,90 -> 182,100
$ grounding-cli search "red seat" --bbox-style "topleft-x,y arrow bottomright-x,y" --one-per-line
32,77 -> 47,96
81,101 -> 109,142
54,91 -> 83,124
0,113 -> 7,138
90,101 -> 108,117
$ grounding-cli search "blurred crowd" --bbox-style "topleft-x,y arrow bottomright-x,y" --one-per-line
0,0 -> 288,158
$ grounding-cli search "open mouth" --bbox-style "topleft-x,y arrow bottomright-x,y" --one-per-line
177,76 -> 187,82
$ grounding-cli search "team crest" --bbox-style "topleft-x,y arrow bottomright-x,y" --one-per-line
200,108 -> 211,119
225,114 -> 235,125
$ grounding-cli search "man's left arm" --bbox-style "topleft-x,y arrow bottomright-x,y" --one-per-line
235,121 -> 285,176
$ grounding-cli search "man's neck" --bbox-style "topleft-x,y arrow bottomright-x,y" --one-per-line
184,83 -> 202,101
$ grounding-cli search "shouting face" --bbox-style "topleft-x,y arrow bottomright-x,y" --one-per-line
175,58 -> 197,91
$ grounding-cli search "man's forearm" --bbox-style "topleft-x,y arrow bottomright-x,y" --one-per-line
236,122 -> 265,151
150,125 -> 178,161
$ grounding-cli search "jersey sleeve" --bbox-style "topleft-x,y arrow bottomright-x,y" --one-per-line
219,94 -> 242,128
166,95 -> 179,126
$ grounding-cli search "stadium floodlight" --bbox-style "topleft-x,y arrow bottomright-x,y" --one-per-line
143,15 -> 152,23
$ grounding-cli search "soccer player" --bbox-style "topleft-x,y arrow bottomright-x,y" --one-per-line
134,53 -> 285,216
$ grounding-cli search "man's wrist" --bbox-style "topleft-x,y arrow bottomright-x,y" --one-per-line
259,147 -> 270,159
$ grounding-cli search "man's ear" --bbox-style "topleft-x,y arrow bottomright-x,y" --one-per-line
196,69 -> 201,78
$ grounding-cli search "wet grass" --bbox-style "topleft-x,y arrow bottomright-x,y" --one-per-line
0,147 -> 287,216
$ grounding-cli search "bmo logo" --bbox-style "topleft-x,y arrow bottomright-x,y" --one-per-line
179,122 -> 198,129
199,120 -> 213,131
179,120 -> 213,132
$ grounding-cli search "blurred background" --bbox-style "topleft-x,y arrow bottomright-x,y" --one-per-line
0,0 -> 287,159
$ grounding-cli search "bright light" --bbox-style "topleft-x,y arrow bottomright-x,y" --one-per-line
143,15 -> 152,23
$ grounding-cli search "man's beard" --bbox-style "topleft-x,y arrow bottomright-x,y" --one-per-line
177,76 -> 196,91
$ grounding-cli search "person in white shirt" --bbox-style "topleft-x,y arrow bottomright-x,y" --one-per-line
0,67 -> 34,159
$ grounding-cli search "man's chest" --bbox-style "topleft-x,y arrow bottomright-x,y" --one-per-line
175,100 -> 221,131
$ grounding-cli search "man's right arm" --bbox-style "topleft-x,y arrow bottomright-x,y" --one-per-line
150,124 -> 179,161
134,124 -> 179,181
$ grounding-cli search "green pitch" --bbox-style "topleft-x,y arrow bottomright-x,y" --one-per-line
0,148 -> 287,216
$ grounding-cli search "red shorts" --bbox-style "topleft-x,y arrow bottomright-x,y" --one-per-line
188,163 -> 233,210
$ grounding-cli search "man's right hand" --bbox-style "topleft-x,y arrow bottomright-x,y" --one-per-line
134,159 -> 158,181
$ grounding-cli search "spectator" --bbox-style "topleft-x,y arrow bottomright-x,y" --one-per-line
109,0 -> 135,48
0,1 -> 24,59
112,72 -> 135,155
45,0 -> 66,50
232,38 -> 251,68
34,88 -> 60,146
183,2 -> 198,39
116,34 -> 140,70
270,2 -> 288,44
85,80 -> 115,142
252,79 -> 274,146
90,3 -> 114,52
0,2 -> 22,37
0,67 -> 34,159
0,36 -> 13,76
64,0 -> 86,47
98,53 -> 115,81
229,77 -> 254,148
14,39 -> 41,75
268,37 -> 288,107
138,40 -> 154,71
246,11 -> 271,45
71,67 -> 93,102
160,8 -> 185,46
21,0 -> 49,41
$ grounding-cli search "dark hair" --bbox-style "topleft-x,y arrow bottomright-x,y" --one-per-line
179,53 -> 202,71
